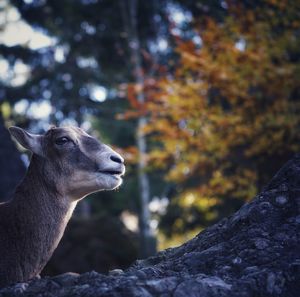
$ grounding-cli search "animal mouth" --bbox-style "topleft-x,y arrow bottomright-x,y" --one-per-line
98,170 -> 124,176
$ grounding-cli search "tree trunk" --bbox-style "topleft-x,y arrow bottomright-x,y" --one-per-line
119,0 -> 156,258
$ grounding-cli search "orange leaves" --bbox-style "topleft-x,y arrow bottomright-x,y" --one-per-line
145,1 -> 299,207
127,83 -> 142,109
120,74 -> 165,121
119,1 -> 300,238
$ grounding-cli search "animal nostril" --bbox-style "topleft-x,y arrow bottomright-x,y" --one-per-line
110,155 -> 123,164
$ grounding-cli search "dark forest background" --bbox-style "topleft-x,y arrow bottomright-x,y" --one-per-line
0,0 -> 299,275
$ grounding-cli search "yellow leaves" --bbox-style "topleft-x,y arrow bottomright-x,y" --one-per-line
167,163 -> 191,182
197,168 -> 258,201
208,170 -> 234,196
180,50 -> 202,68
119,0 -> 300,247
178,191 -> 219,211
233,170 -> 258,201
0,102 -> 11,119
147,0 -> 299,215
158,228 -> 202,250
147,149 -> 172,170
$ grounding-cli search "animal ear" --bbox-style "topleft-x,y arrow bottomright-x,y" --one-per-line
9,126 -> 44,156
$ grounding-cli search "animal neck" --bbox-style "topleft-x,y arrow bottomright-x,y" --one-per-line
10,154 -> 77,278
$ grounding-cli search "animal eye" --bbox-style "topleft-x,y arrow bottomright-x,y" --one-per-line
55,137 -> 70,145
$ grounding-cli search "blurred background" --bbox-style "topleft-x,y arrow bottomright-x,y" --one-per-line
0,0 -> 300,275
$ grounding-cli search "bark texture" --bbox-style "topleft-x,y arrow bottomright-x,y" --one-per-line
0,155 -> 299,296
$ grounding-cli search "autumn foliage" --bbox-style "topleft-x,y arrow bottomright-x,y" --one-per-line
124,0 -> 300,242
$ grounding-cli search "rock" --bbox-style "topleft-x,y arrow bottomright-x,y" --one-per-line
0,156 -> 300,296
275,195 -> 288,205
50,272 -> 79,286
109,269 -> 124,276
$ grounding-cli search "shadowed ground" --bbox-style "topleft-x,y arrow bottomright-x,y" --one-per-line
0,155 -> 299,297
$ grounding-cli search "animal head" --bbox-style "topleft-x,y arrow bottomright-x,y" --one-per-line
9,126 -> 125,200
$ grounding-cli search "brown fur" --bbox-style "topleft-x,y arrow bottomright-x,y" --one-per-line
0,126 -> 124,287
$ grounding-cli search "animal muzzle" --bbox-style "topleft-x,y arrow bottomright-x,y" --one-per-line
96,147 -> 125,177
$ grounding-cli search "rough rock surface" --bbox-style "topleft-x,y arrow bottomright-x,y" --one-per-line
1,155 -> 300,297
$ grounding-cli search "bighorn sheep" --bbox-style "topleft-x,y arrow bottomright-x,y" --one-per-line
0,126 -> 125,287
